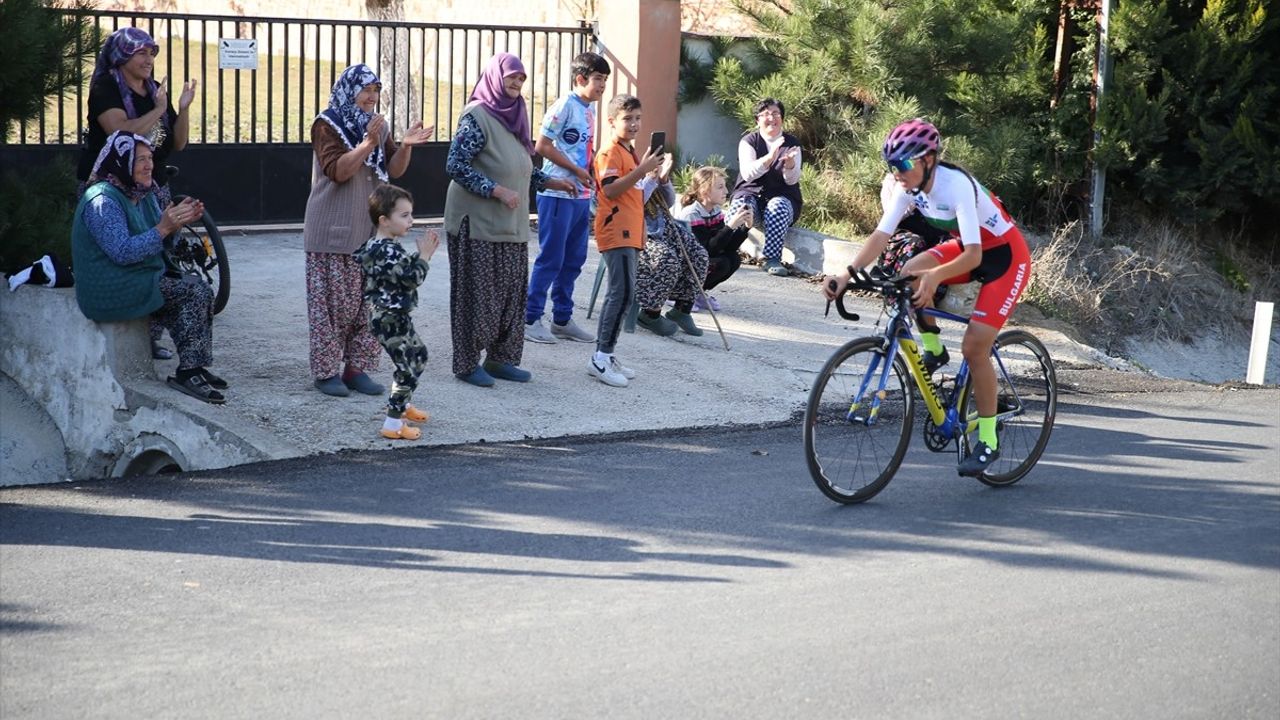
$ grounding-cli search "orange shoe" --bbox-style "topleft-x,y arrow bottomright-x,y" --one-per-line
402,405 -> 430,423
380,424 -> 421,440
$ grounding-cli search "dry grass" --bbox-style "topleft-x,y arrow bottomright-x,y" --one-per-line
1025,218 -> 1277,353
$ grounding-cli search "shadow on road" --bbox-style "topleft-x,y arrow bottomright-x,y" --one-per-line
2,395 -> 1277,608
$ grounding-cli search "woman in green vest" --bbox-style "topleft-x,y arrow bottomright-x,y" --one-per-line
71,131 -> 225,404
444,53 -> 574,387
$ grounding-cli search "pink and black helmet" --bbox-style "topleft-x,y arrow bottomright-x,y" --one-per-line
882,119 -> 941,164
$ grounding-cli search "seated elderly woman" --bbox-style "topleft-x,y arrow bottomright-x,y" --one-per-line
71,130 -> 224,404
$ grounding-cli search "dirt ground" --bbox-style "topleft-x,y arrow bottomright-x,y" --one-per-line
147,228 -> 1278,461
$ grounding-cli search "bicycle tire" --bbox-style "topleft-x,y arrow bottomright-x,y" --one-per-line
804,337 -> 916,504
962,329 -> 1057,487
170,196 -> 230,314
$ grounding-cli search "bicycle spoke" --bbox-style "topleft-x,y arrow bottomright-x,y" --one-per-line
972,330 -> 1057,486
804,338 -> 915,504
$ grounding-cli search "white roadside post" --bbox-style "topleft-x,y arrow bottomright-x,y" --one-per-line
1246,301 -> 1274,385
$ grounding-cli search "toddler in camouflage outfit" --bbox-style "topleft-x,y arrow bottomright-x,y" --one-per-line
355,184 -> 439,440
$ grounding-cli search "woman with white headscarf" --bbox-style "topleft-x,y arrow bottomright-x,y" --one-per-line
303,64 -> 434,397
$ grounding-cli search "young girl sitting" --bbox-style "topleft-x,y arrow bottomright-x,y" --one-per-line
675,166 -> 752,312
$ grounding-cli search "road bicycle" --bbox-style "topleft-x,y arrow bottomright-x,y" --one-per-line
163,165 -> 230,314
803,270 -> 1057,504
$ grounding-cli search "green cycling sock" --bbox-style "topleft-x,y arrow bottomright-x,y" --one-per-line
978,415 -> 998,449
921,332 -> 944,355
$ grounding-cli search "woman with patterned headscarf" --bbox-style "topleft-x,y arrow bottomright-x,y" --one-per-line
443,53 -> 575,387
303,64 -> 435,398
77,27 -> 196,195
71,131 -> 224,404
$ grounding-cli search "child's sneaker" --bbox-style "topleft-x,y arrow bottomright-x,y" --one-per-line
690,294 -> 721,313
381,424 -> 422,440
402,405 -> 429,423
588,356 -> 629,387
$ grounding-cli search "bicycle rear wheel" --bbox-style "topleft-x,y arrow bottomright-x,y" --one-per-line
170,197 -> 230,314
804,337 -> 915,504
963,329 -> 1057,486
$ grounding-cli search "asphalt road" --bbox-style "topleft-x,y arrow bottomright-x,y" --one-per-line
2,387 -> 1278,719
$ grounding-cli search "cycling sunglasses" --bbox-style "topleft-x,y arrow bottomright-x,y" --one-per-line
887,157 -> 916,173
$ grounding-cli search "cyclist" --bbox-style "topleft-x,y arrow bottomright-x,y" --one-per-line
823,119 -> 1032,476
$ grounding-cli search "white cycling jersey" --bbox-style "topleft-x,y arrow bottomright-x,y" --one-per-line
875,165 -> 1016,248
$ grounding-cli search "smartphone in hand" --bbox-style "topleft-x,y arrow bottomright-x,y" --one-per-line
648,131 -> 666,156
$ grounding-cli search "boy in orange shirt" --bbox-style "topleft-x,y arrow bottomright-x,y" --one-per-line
589,94 -> 664,387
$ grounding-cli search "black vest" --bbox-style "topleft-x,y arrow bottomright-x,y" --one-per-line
731,130 -> 803,219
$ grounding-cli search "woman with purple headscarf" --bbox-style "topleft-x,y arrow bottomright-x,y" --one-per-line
444,53 -> 574,387
303,64 -> 435,398
77,28 -> 196,194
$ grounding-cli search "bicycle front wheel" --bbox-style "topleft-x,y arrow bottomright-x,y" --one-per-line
803,337 -> 915,504
171,198 -> 230,314
965,329 -> 1058,486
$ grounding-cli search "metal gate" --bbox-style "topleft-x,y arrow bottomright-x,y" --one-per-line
3,9 -> 593,223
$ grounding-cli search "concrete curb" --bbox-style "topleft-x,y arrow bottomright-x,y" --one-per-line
742,225 -> 861,276
0,287 -> 293,485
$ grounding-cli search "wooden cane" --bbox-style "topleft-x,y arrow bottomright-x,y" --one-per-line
674,235 -> 731,352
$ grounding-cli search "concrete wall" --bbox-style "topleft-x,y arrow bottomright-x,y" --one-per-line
677,95 -> 742,168
596,0 -> 681,150
0,287 -> 279,484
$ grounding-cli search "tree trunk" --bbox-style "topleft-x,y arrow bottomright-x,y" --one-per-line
365,0 -> 417,136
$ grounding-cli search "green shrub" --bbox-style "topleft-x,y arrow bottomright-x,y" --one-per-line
0,158 -> 78,274
710,0 -> 1279,249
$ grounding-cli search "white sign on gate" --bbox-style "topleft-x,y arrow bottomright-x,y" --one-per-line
218,39 -> 259,70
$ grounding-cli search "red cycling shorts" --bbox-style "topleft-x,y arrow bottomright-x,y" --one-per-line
926,229 -> 1031,330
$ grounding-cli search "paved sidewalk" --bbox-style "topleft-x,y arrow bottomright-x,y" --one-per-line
169,231 -> 1140,460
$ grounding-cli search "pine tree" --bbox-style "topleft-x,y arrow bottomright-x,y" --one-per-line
0,0 -> 99,143
0,0 -> 98,272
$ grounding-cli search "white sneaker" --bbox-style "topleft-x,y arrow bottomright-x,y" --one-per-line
609,355 -> 637,379
525,318 -> 556,344
588,356 -> 629,387
550,318 -> 595,343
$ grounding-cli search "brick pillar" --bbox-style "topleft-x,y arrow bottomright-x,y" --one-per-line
595,0 -> 681,150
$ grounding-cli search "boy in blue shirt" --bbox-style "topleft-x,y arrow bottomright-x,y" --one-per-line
524,52 -> 611,344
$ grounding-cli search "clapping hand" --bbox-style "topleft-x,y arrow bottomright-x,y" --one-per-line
416,229 -> 440,261
402,122 -> 435,146
781,146 -> 800,169
160,196 -> 203,235
363,114 -> 387,147
178,79 -> 197,111
154,77 -> 169,110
